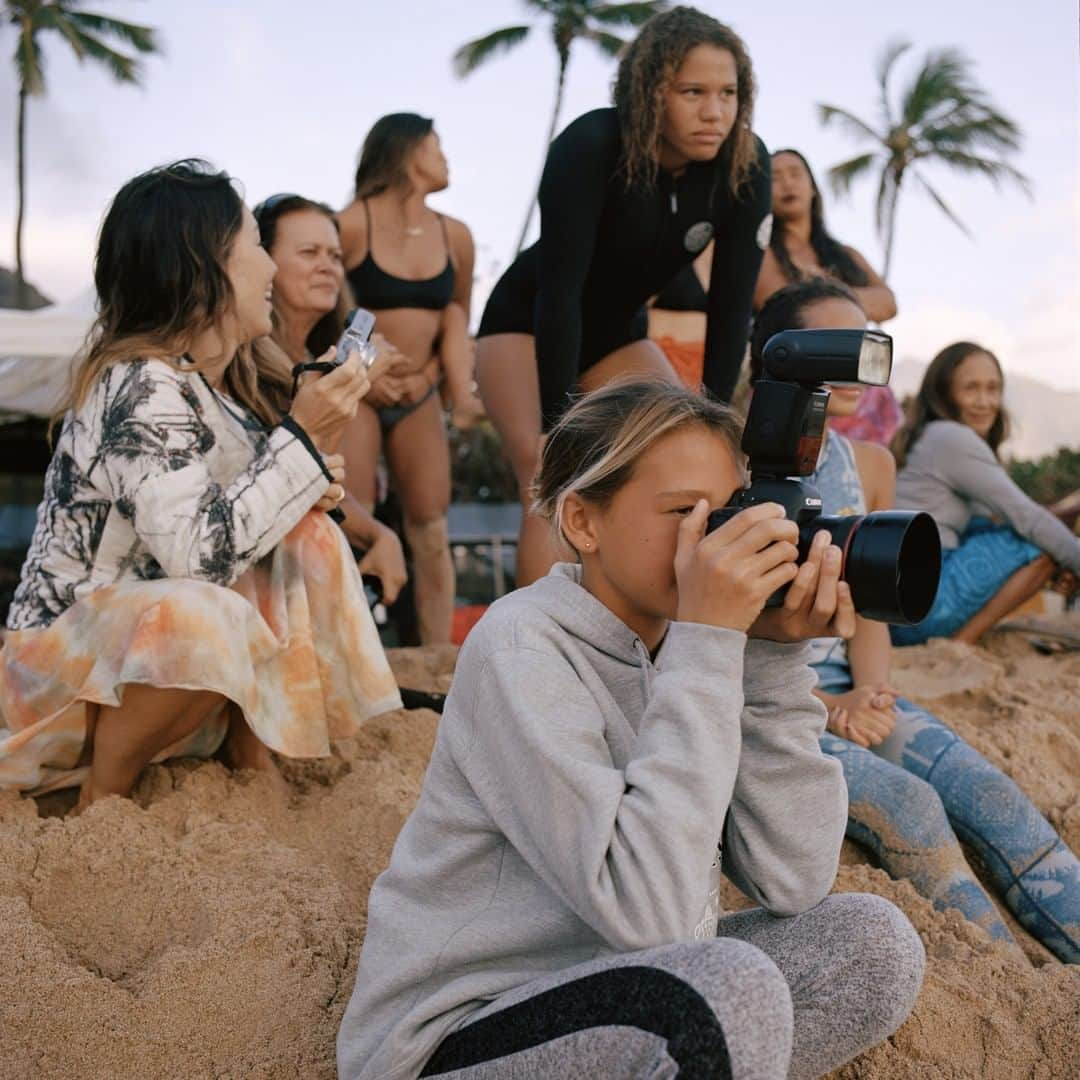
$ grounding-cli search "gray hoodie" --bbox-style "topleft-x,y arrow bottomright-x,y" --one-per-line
338,564 -> 847,1080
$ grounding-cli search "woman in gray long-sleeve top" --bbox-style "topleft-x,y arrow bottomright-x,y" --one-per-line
338,380 -> 925,1080
891,342 -> 1079,645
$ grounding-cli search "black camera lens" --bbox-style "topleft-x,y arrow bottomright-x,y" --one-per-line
805,510 -> 940,625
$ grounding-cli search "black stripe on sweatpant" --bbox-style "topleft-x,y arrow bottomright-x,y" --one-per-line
419,965 -> 731,1078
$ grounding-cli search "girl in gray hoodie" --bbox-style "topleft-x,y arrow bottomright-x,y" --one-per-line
338,381 -> 925,1080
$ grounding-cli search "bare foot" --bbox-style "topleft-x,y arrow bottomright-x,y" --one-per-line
218,728 -> 277,773
74,783 -> 94,815
217,709 -> 290,798
73,779 -> 115,814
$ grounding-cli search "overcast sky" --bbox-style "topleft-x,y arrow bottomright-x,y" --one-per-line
0,0 -> 1076,386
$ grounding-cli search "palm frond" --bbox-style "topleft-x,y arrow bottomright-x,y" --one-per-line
452,25 -> 531,77
920,110 -> 1022,154
65,12 -> 159,55
817,103 -> 882,145
911,170 -> 971,237
14,20 -> 46,94
37,8 -> 88,61
899,47 -> 974,127
589,1 -> 669,27
923,149 -> 1031,194
826,151 -> 879,199
582,27 -> 626,59
875,37 -> 911,126
68,28 -> 142,83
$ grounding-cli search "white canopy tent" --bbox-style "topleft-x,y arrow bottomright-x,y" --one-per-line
0,290 -> 97,417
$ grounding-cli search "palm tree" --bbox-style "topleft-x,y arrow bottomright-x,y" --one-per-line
454,0 -> 667,256
818,39 -> 1030,278
5,1 -> 159,307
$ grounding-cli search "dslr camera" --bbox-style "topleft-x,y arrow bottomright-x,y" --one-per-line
706,329 -> 940,624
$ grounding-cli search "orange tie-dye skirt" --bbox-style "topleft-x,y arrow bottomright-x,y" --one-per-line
0,512 -> 402,795
653,336 -> 705,393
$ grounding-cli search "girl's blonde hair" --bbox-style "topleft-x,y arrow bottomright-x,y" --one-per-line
54,159 -> 284,433
533,379 -> 745,550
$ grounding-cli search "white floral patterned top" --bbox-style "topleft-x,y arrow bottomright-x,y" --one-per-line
7,358 -> 330,631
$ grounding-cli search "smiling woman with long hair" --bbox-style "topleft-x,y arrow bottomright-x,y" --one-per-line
0,160 -> 399,807
474,6 -> 773,587
890,341 -> 1080,644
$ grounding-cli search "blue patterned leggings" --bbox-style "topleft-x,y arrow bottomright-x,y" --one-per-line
816,660 -> 1079,963
891,518 -> 1042,645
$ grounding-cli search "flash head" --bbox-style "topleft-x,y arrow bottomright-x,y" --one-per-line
762,329 -> 892,387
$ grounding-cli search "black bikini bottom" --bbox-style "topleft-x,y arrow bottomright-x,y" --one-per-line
377,378 -> 440,434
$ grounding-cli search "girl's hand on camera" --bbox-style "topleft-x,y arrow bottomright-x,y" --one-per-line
750,529 -> 857,642
674,500 -> 800,633
313,453 -> 346,513
290,349 -> 370,454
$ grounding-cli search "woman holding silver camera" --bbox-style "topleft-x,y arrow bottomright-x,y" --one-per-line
337,114 -> 478,644
0,160 -> 400,806
339,377 -> 924,1080
254,192 -> 407,605
475,6 -> 773,587
750,279 -> 1079,964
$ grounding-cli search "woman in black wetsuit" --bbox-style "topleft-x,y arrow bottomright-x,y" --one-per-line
475,6 -> 772,585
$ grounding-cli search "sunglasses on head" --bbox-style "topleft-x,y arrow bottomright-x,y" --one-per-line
252,192 -> 302,222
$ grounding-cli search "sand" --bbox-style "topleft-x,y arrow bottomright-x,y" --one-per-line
0,627 -> 1077,1078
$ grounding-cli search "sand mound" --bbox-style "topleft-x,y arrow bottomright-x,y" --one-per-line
1,636 -> 1077,1078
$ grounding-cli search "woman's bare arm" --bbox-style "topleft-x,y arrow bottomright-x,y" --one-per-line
845,247 -> 897,323
753,247 -> 790,312
446,216 -> 475,321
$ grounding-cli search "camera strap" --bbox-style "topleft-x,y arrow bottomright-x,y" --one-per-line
290,359 -> 336,400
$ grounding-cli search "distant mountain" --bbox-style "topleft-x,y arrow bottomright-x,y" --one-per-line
890,358 -> 1080,462
0,267 -> 50,310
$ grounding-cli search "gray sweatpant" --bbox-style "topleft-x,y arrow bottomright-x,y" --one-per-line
419,893 -> 925,1080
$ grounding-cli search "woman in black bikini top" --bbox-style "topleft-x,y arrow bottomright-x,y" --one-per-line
474,7 -> 772,586
337,113 -> 476,645
346,198 -> 456,312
